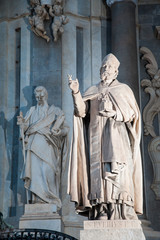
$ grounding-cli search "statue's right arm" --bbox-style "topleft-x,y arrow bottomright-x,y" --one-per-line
72,91 -> 87,118
68,76 -> 86,117
17,107 -> 35,133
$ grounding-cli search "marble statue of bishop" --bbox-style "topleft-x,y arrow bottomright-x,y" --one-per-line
68,54 -> 143,220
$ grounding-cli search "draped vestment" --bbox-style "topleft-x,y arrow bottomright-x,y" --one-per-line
21,104 -> 68,208
68,80 -> 143,218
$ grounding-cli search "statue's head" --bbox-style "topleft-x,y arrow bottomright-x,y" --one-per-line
35,5 -> 43,16
100,53 -> 120,83
53,4 -> 62,15
34,86 -> 48,105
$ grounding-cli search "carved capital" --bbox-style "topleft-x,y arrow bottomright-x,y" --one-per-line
106,0 -> 137,7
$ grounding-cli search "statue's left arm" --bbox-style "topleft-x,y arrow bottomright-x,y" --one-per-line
51,107 -> 69,137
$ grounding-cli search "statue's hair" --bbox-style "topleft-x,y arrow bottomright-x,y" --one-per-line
35,5 -> 43,13
34,86 -> 48,99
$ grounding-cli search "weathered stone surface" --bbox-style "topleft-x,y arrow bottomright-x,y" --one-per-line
80,220 -> 146,240
19,204 -> 61,231
24,203 -> 57,214
84,220 -> 142,229
68,53 -> 143,221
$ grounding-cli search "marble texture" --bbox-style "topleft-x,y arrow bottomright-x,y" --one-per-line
80,220 -> 146,240
63,220 -> 83,240
17,86 -> 69,208
19,204 -> 61,231
24,203 -> 57,214
68,54 -> 143,220
84,220 -> 142,229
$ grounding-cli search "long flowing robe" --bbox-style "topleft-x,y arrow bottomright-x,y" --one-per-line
68,79 -> 143,218
21,104 -> 68,208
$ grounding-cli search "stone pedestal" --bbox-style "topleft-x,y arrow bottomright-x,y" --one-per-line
19,204 -> 61,231
80,220 -> 146,240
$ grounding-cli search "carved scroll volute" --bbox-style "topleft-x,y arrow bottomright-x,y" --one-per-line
148,137 -> 160,200
140,46 -> 160,200
140,47 -> 160,137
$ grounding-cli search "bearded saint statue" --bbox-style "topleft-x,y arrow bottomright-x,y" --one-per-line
68,53 -> 143,220
17,86 -> 69,208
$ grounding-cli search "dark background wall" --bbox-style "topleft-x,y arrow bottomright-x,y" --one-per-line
139,4 -> 160,231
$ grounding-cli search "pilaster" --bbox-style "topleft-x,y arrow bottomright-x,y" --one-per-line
106,0 -> 139,101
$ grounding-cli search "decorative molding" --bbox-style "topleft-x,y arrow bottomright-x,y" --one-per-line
0,13 -> 30,23
139,0 -> 160,5
140,46 -> 160,200
106,0 -> 137,7
29,0 -> 69,42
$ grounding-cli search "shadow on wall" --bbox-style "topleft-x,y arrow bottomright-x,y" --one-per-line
0,85 -> 35,223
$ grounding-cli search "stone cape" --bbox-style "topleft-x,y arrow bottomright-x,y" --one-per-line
68,79 -> 143,217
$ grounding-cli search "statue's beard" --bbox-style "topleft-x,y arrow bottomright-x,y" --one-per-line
36,100 -> 48,119
101,71 -> 118,83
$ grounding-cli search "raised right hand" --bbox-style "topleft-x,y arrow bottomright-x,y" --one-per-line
17,112 -> 24,125
68,74 -> 79,94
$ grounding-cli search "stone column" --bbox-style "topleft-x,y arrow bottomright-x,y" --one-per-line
106,0 -> 139,101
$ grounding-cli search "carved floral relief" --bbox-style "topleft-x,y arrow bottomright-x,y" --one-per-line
140,47 -> 160,200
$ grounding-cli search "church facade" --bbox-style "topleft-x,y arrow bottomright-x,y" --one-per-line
0,0 -> 160,239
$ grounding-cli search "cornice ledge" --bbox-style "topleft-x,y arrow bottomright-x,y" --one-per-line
106,0 -> 137,7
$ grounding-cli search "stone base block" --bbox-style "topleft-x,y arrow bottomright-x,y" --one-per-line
63,219 -> 83,240
80,220 -> 146,240
19,204 -> 61,232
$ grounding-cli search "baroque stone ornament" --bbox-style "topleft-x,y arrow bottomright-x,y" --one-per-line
148,137 -> 160,200
17,86 -> 69,208
29,5 -> 50,42
140,47 -> 160,138
68,53 -> 143,220
49,0 -> 69,42
29,0 -> 69,42
140,46 -> 160,200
